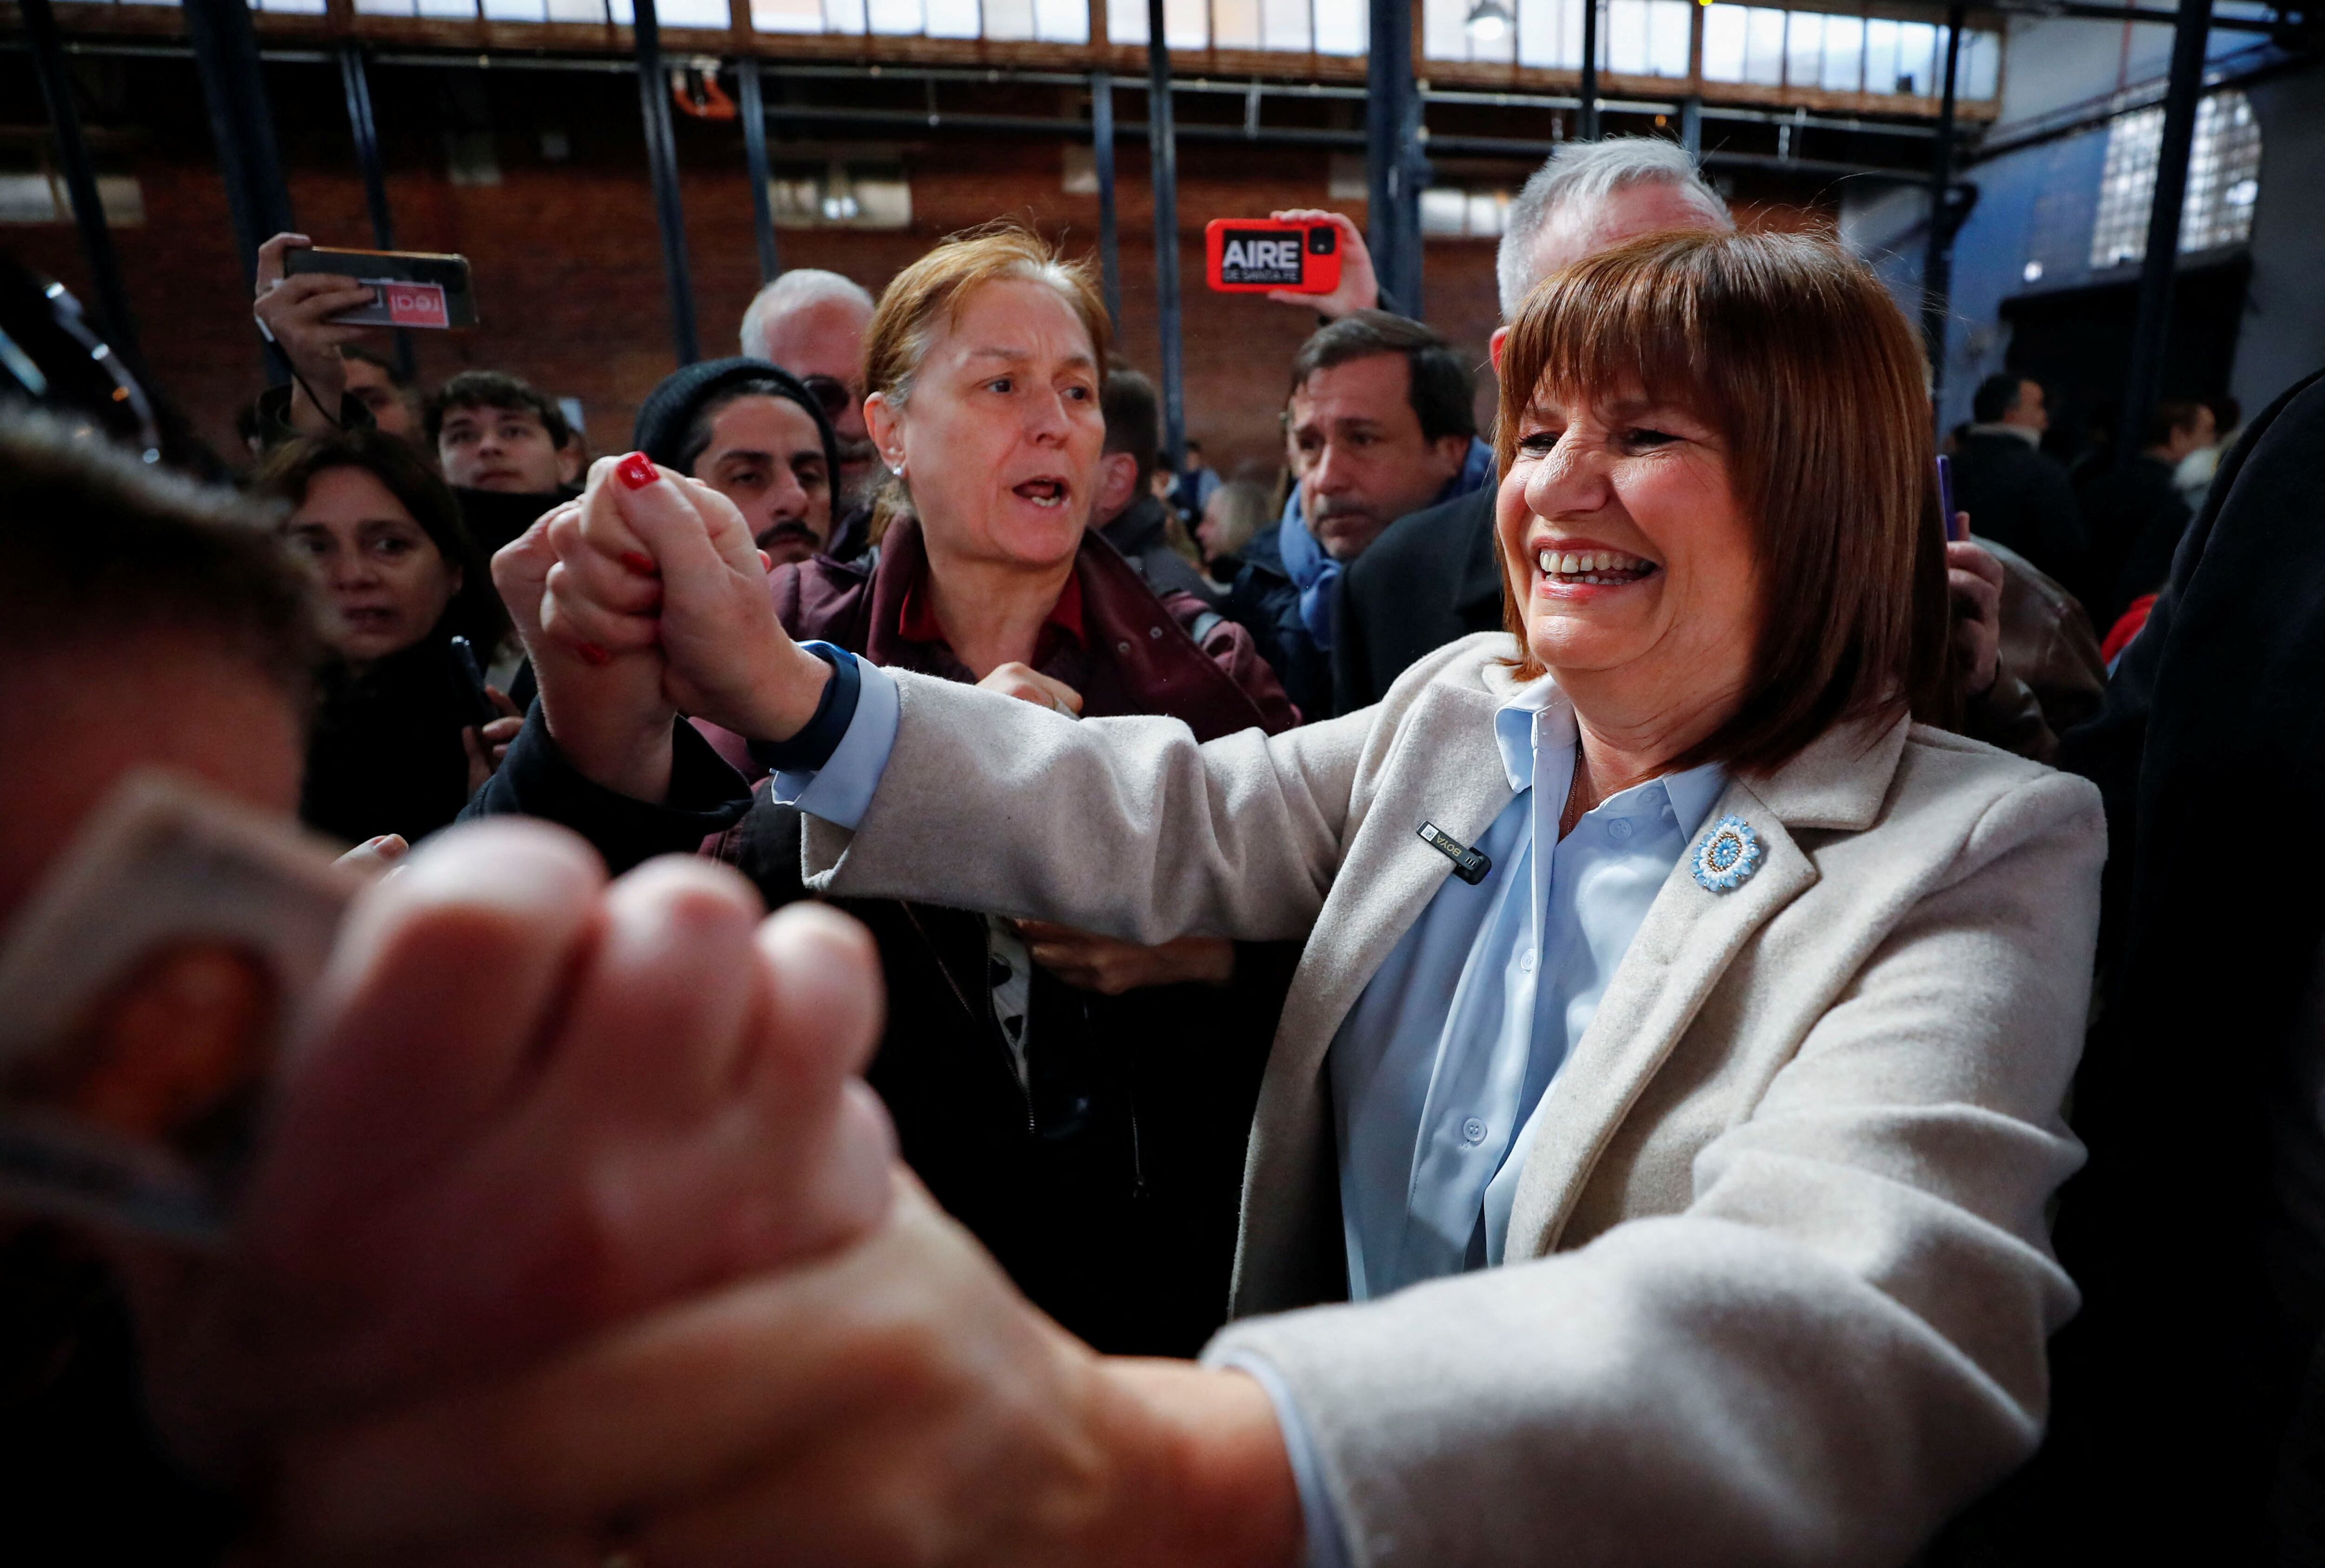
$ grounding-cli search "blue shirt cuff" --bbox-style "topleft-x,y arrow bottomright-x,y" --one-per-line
1214,1350 -> 1353,1568
768,655 -> 900,831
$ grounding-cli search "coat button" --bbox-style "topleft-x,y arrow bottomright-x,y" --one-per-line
1149,625 -> 1164,638
1116,640 -> 1131,655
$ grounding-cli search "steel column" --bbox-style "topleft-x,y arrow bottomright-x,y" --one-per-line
737,56 -> 780,285
632,0 -> 700,365
1680,94 -> 1701,158
21,0 -> 144,378
1919,1 -> 1965,419
1366,0 -> 1424,315
1145,0 -> 1184,472
1091,69 -> 1123,332
183,0 -> 295,292
338,44 -> 413,379
1580,0 -> 1601,139
2116,0 -> 2216,469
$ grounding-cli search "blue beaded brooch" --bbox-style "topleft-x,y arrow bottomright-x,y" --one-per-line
1690,814 -> 1761,892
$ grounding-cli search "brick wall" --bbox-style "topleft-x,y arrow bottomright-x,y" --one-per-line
1,54 -> 1836,479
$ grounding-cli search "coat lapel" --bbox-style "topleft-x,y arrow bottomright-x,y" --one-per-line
1233,661 -> 1521,1310
1266,670 -> 1521,1089
1501,713 -> 1910,1256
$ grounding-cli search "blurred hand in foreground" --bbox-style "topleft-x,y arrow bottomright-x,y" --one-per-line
120,819 -> 895,1481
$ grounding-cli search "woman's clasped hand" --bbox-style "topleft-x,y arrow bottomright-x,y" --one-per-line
495,452 -> 829,798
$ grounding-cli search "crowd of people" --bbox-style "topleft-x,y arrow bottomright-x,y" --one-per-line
1,130 -> 2318,1565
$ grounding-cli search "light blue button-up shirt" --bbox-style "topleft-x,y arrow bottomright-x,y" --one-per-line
771,656 -> 1725,1568
1330,675 -> 1726,1297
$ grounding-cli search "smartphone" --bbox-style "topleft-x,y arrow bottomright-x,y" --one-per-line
449,635 -> 499,728
284,246 -> 477,329
1205,219 -> 1343,296
1936,454 -> 1964,543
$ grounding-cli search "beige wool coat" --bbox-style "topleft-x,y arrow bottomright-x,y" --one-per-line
801,631 -> 2106,1568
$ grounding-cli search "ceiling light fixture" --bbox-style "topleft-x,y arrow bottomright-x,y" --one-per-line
1465,0 -> 1514,42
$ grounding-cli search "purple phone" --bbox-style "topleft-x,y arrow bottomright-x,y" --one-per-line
1936,454 -> 1963,542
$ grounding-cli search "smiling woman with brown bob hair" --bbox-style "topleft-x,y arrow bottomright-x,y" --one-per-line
461,226 -> 2111,1568
1494,228 -> 1958,769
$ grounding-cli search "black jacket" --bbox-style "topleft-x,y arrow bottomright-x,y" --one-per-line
299,632 -> 482,846
1100,493 -> 1218,606
1949,431 -> 2086,594
1221,523 -> 1332,723
1331,486 -> 1501,715
1957,368 -> 2325,1561
2075,452 -> 2192,628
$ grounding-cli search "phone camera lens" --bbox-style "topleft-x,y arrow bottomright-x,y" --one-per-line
1309,226 -> 1336,255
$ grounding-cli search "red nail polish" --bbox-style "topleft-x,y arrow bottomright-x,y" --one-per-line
618,551 -> 658,577
615,452 -> 658,491
575,642 -> 610,667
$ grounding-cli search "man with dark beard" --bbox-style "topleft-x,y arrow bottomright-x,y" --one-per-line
633,359 -> 842,567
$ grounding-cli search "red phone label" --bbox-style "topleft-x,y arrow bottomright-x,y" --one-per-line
382,280 -> 449,329
1205,219 -> 1342,295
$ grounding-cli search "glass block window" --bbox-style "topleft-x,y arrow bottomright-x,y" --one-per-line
2184,88 -> 2262,252
2092,105 -> 2165,268
2090,90 -> 2263,269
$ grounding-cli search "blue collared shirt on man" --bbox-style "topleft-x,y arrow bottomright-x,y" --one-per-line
771,654 -> 1726,1567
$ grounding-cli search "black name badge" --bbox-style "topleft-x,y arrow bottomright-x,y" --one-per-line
1418,821 -> 1492,885
1217,232 -> 1307,287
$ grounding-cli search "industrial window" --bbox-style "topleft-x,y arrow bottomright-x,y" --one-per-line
2088,89 -> 2263,270
0,170 -> 144,226
1428,0 -> 1685,73
748,0 -> 1084,34
1420,182 -> 1512,239
1701,6 -> 1995,99
769,159 -> 913,227
1106,0 -> 1363,50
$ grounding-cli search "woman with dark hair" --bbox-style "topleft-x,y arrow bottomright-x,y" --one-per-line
255,429 -> 518,846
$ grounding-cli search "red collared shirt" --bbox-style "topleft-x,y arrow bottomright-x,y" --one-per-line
895,567 -> 1087,665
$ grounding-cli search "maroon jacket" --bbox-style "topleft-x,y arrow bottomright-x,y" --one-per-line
697,515 -> 1297,776
684,515 -> 1301,1357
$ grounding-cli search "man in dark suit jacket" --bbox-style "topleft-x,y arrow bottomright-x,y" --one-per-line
1951,373 -> 2086,593
1960,367 -> 2325,1561
1332,485 -> 1500,713
2075,397 -> 2213,629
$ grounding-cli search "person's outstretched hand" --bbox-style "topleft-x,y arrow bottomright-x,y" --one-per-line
1262,209 -> 1377,319
117,819 -> 895,1484
541,453 -> 836,749
272,1174 -> 1305,1568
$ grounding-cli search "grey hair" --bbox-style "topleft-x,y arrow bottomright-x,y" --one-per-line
1494,137 -> 1734,317
739,268 -> 877,359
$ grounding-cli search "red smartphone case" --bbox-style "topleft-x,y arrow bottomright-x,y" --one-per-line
1205,220 -> 1343,295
